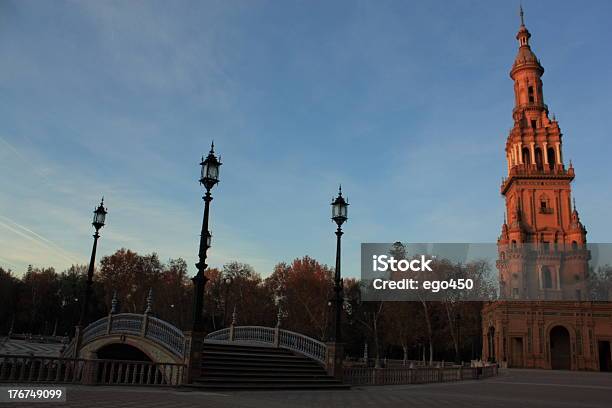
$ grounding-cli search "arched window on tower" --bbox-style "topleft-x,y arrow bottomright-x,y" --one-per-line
547,147 -> 556,170
542,266 -> 553,289
539,194 -> 552,214
522,147 -> 531,165
528,86 -> 535,103
535,147 -> 543,171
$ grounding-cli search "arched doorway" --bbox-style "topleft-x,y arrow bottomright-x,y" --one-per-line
549,326 -> 571,370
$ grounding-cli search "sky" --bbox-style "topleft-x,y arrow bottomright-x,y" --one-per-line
1,0 -> 611,280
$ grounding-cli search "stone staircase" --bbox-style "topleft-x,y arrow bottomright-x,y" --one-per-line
188,342 -> 349,390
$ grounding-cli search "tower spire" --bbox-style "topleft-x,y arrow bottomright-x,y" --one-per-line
519,4 -> 525,26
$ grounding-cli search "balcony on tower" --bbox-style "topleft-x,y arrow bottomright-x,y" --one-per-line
501,164 -> 574,194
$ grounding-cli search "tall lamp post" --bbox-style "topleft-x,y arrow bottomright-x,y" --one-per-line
79,198 -> 107,326
192,142 -> 221,332
330,185 -> 348,342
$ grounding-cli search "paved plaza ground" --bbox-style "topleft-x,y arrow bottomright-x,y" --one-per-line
3,368 -> 612,407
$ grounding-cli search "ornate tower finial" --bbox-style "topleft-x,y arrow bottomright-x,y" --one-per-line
144,288 -> 153,314
276,305 -> 282,328
210,140 -> 215,153
110,290 -> 118,314
519,4 -> 525,26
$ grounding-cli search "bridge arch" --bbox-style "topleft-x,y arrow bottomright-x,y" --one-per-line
78,333 -> 181,364
64,313 -> 186,365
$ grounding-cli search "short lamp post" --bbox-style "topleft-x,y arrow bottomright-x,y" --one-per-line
330,185 -> 348,343
192,142 -> 221,332
455,313 -> 462,365
79,198 -> 107,326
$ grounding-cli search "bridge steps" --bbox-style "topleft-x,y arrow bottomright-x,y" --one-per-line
192,342 -> 349,390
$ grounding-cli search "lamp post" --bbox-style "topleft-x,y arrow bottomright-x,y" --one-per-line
192,142 -> 221,332
455,313 -> 462,365
223,276 -> 233,327
78,198 -> 107,326
330,185 -> 348,342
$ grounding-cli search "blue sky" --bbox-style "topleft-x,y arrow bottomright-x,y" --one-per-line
1,0 -> 611,279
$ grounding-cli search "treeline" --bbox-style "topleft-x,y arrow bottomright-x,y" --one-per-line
0,249 -> 487,363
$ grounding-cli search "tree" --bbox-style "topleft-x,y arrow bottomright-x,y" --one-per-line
265,256 -> 333,340
382,302 -> 424,365
18,266 -> 60,334
588,264 -> 612,301
0,267 -> 20,334
97,249 -> 164,314
57,265 -> 88,335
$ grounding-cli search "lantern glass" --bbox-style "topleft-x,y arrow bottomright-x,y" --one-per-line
206,231 -> 212,248
200,156 -> 220,185
93,205 -> 106,227
207,161 -> 219,180
332,201 -> 347,219
332,203 -> 340,218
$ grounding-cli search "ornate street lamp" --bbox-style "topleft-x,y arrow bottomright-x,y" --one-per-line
78,198 -> 107,326
192,142 -> 222,331
330,185 -> 348,342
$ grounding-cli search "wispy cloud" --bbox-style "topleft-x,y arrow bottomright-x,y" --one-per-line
0,216 -> 81,265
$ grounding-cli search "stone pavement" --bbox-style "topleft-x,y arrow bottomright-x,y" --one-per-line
3,369 -> 612,407
0,339 -> 64,357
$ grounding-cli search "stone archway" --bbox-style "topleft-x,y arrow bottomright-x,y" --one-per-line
79,334 -> 183,365
97,343 -> 152,362
549,326 -> 571,370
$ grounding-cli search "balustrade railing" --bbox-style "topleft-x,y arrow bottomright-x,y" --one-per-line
205,326 -> 327,364
0,355 -> 84,383
234,326 -> 275,344
343,364 -> 498,386
345,358 -> 456,368
64,313 -> 186,359
0,355 -> 184,386
92,359 -> 184,386
205,328 -> 230,341
278,330 -> 326,364
146,316 -> 186,358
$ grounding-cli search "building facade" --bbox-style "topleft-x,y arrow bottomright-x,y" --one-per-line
481,10 -> 612,371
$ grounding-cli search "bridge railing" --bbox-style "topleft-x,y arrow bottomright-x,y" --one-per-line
0,354 -> 185,386
278,330 -> 327,364
205,326 -> 327,364
64,313 -> 186,359
146,316 -> 186,358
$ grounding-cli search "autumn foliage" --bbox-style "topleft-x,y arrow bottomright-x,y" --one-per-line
1,250 -> 487,363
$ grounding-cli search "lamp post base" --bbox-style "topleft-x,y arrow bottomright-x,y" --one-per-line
183,330 -> 207,384
72,325 -> 83,359
325,342 -> 345,381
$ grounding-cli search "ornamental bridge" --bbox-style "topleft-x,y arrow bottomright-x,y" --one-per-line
64,313 -> 327,366
57,307 -> 340,389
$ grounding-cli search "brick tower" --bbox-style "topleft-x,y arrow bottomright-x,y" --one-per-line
481,8 -> 612,371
